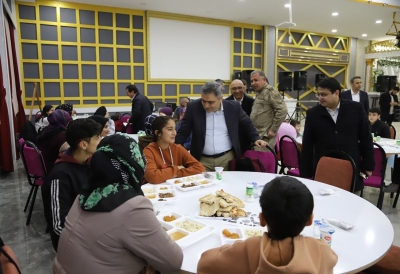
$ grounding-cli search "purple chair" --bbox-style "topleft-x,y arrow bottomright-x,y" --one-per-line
121,113 -> 131,124
279,135 -> 301,177
20,141 -> 47,225
363,143 -> 388,209
243,146 -> 278,174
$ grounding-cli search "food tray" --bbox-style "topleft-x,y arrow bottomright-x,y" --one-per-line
141,185 -> 177,203
157,211 -> 215,249
195,211 -> 261,226
175,179 -> 214,191
219,227 -> 266,245
166,174 -> 206,185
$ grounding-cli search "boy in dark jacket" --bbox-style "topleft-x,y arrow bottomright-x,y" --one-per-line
42,118 -> 102,251
369,107 -> 391,139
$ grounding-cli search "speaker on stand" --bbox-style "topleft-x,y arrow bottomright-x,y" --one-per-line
389,76 -> 398,91
315,74 -> 326,86
291,71 -> 308,121
376,75 -> 391,93
278,72 -> 292,99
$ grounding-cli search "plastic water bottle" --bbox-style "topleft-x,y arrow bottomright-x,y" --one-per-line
251,182 -> 258,198
245,183 -> 254,203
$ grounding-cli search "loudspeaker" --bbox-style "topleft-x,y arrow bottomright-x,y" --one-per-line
278,72 -> 292,91
241,70 -> 254,89
315,74 -> 326,86
389,76 -> 398,91
293,71 -> 307,90
233,71 -> 242,80
376,75 -> 391,93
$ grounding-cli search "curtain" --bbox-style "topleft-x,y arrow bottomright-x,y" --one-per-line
0,58 -> 14,172
4,14 -> 25,160
382,66 -> 400,80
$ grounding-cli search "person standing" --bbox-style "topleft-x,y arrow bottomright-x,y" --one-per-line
176,81 -> 267,171
341,76 -> 369,114
379,86 -> 399,126
125,84 -> 153,133
300,77 -> 374,194
173,97 -> 189,119
226,79 -> 254,116
250,70 -> 288,148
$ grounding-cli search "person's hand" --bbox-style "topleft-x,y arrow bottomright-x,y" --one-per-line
254,140 -> 268,148
366,171 -> 372,177
267,129 -> 276,139
177,165 -> 185,170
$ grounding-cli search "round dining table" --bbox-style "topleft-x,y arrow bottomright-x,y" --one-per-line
154,172 -> 393,274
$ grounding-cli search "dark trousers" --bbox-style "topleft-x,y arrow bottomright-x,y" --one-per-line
385,114 -> 395,126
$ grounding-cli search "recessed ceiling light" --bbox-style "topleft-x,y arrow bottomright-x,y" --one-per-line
332,12 -> 339,16
332,29 -> 337,33
362,34 -> 367,37
376,20 -> 382,24
285,4 -> 290,8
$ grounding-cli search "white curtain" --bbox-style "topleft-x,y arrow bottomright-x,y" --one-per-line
382,66 -> 400,81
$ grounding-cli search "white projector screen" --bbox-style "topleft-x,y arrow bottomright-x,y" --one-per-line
148,17 -> 231,80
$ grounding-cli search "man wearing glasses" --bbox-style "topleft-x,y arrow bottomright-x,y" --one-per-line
300,77 -> 374,195
226,79 -> 254,116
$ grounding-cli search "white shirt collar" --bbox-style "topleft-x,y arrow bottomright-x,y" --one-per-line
351,89 -> 359,95
327,101 -> 340,111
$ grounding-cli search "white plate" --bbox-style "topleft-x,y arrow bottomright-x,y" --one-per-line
158,189 -> 177,201
197,179 -> 214,188
242,227 -> 267,239
219,227 -> 245,245
174,217 -> 207,233
157,211 -> 182,223
166,174 -> 205,185
176,182 -> 202,192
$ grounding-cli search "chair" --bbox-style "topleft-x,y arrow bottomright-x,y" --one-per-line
363,143 -> 388,209
362,245 -> 400,273
314,150 -> 357,193
279,135 -> 301,177
243,146 -> 278,174
20,141 -> 47,226
120,113 -> 131,124
390,125 -> 396,139
126,125 -> 135,134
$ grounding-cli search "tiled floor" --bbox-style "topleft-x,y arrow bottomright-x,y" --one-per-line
1,123 -> 400,273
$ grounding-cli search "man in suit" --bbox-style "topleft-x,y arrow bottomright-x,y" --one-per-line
379,86 -> 399,126
125,84 -> 153,133
300,77 -> 374,195
226,79 -> 255,153
341,76 -> 369,114
226,79 -> 254,116
176,81 -> 267,171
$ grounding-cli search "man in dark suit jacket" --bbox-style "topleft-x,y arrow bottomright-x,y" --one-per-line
125,84 -> 153,133
300,78 -> 374,194
225,79 -> 255,152
379,86 -> 399,126
176,81 -> 267,171
225,79 -> 254,116
341,76 -> 369,114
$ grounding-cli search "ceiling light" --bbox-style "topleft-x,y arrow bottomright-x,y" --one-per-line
332,29 -> 337,33
285,4 -> 290,8
362,34 -> 367,37
332,12 -> 338,16
376,20 -> 382,24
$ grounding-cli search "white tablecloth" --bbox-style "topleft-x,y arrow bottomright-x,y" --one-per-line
154,172 -> 393,274
127,134 -> 138,142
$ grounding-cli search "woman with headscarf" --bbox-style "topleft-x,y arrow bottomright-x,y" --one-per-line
35,104 -> 54,133
88,115 -> 110,138
53,134 -> 183,274
56,103 -> 74,116
36,109 -> 70,172
138,114 -> 157,152
94,106 -> 115,135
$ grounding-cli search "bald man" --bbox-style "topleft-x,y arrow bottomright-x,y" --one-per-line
226,79 -> 255,116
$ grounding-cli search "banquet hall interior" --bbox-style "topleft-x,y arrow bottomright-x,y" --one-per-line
1,0 -> 400,273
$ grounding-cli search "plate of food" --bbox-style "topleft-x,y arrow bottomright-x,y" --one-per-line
166,174 -> 206,185
156,211 -> 215,248
175,182 -> 202,192
219,226 -> 266,245
141,185 -> 177,203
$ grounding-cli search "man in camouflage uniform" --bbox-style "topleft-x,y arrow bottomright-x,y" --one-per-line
250,70 -> 288,148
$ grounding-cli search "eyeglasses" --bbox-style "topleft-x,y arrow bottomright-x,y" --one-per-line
315,93 -> 330,98
231,87 -> 244,91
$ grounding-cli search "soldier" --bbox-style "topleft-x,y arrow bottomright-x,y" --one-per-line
250,70 -> 288,148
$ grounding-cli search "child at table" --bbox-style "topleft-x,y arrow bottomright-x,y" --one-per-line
197,176 -> 338,274
143,116 -> 205,184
